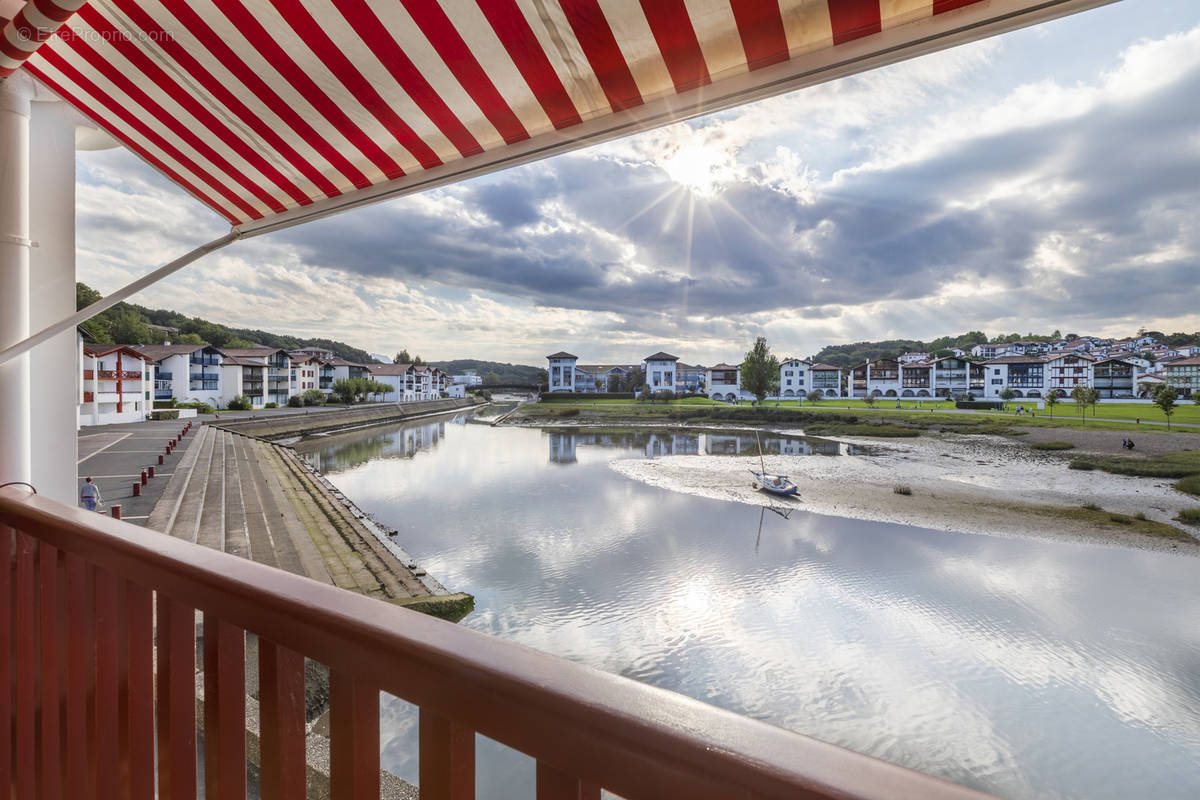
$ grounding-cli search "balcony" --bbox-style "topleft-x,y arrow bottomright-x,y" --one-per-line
0,488 -> 981,800
83,369 -> 94,380
190,354 -> 220,366
121,370 -> 144,380
83,391 -> 94,402
157,371 -> 173,381
155,389 -> 173,400
191,381 -> 220,392
98,369 -> 117,379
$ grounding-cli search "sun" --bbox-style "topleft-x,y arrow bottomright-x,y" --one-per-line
657,137 -> 737,198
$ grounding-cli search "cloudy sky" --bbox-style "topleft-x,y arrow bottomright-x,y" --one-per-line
76,0 -> 1200,365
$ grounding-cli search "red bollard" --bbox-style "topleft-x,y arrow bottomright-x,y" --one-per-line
110,505 -> 121,520
158,454 -> 164,465
148,466 -> 155,479
140,470 -> 148,485
132,482 -> 141,497
166,444 -> 172,455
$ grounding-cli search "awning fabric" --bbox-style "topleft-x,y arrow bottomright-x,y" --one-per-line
0,0 -> 85,78
17,0 -> 1112,238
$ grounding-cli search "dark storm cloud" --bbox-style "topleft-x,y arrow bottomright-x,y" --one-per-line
262,61 -> 1199,323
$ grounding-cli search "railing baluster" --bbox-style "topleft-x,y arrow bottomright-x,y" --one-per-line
95,568 -> 120,800
63,553 -> 93,799
204,614 -> 247,800
330,670 -> 380,800
536,762 -> 601,800
15,532 -> 37,799
157,594 -> 197,800
0,528 -> 11,791
418,708 -> 474,800
126,582 -> 156,800
38,541 -> 64,800
258,639 -> 306,800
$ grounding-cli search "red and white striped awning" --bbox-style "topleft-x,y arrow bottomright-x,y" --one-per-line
10,0 -> 1112,238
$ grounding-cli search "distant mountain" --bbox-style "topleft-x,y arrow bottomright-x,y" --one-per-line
812,332 -> 993,367
431,359 -> 542,384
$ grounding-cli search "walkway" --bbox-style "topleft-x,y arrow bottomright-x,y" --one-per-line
146,425 -> 457,608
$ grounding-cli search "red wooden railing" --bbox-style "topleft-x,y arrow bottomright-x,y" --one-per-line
98,369 -> 117,379
83,391 -> 94,402
1,487 -> 994,800
83,369 -> 94,380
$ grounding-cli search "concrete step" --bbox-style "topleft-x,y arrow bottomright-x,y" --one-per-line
194,427 -> 227,551
146,424 -> 211,533
222,430 -> 249,559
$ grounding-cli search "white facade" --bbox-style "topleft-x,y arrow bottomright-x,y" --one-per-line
778,359 -> 810,397
982,358 -> 1047,400
547,352 -> 578,392
79,345 -> 154,426
643,352 -> 678,391
707,363 -> 745,401
1044,353 -> 1094,395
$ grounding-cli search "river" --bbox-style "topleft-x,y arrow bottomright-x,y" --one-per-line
294,410 -> 1200,799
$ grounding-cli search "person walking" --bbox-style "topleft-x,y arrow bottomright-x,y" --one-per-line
80,477 -> 101,511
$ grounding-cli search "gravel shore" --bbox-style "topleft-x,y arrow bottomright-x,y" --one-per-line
610,429 -> 1200,555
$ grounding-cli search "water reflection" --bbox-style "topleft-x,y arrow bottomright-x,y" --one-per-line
301,411 -> 1200,800
548,428 -> 862,463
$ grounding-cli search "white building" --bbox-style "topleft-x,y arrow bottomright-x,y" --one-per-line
707,363 -> 743,401
1044,352 -> 1094,395
79,344 -> 154,426
778,359 -> 810,398
546,351 -> 579,392
220,348 -> 295,406
366,363 -> 412,401
809,364 -> 843,397
643,352 -> 678,392
452,372 -> 483,387
982,356 -> 1047,400
136,344 -> 225,409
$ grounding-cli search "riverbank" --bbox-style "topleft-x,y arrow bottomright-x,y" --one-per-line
507,398 -> 1200,436
144,399 -> 481,620
609,426 -> 1200,554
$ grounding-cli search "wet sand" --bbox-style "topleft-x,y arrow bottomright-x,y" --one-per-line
610,431 -> 1200,555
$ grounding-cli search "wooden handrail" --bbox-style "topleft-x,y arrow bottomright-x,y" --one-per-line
1,487 -> 994,800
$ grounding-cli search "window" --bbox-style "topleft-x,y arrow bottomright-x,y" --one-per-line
993,368 -> 1001,375
992,379 -> 1003,385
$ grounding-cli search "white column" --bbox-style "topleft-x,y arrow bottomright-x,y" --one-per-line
28,99 -> 79,503
0,75 -> 33,488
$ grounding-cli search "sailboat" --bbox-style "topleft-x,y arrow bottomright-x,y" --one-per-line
750,431 -> 799,497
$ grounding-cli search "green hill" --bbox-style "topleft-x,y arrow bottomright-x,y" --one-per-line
431,359 -> 542,384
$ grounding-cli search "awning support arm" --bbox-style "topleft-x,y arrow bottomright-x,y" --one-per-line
0,229 -> 239,365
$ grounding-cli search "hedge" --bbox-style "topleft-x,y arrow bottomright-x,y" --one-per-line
956,401 -> 1004,410
540,392 -> 636,401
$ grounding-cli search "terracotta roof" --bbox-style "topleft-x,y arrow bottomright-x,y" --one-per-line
219,355 -> 265,367
546,351 -> 577,359
84,344 -> 152,361
576,364 -> 631,373
219,347 -> 288,358
326,357 -> 367,367
1045,352 -> 1096,362
708,363 -> 740,371
1168,356 -> 1200,367
809,363 -> 841,371
368,364 -> 412,376
643,352 -> 679,361
132,344 -> 212,360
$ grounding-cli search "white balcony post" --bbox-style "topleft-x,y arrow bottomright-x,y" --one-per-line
0,75 -> 34,488
29,98 -> 80,503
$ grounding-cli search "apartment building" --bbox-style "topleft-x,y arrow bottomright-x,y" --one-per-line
1045,353 -> 1094,395
809,364 -> 843,397
982,356 -> 1046,399
900,361 -> 932,397
547,352 -> 578,392
135,344 -> 225,408
1092,358 -> 1138,399
644,352 -> 679,391
675,363 -> 706,393
778,359 -> 809,397
1165,356 -> 1200,398
79,344 -> 155,426
221,348 -> 294,406
865,359 -> 900,397
219,355 -> 265,408
707,363 -> 742,401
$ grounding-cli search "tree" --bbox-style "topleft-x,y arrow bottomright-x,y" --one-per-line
740,336 -> 779,404
807,389 -> 823,404
224,337 -> 255,349
862,393 -> 876,408
176,332 -> 204,345
109,307 -> 152,344
331,378 -> 359,405
1071,385 -> 1089,423
1043,389 -> 1059,418
393,349 -> 412,364
1154,385 -> 1178,431
1087,387 -> 1101,418
1193,392 -> 1200,407
623,367 -> 645,393
482,371 -> 502,385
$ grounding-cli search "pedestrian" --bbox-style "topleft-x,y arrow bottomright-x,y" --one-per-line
1127,439 -> 1135,450
80,477 -> 101,512
1122,439 -> 1128,449
1136,417 -> 1140,424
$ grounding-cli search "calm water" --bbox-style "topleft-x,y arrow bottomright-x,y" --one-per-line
296,411 -> 1200,799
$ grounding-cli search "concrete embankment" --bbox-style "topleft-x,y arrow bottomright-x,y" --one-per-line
212,397 -> 481,440
147,398 -> 480,620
